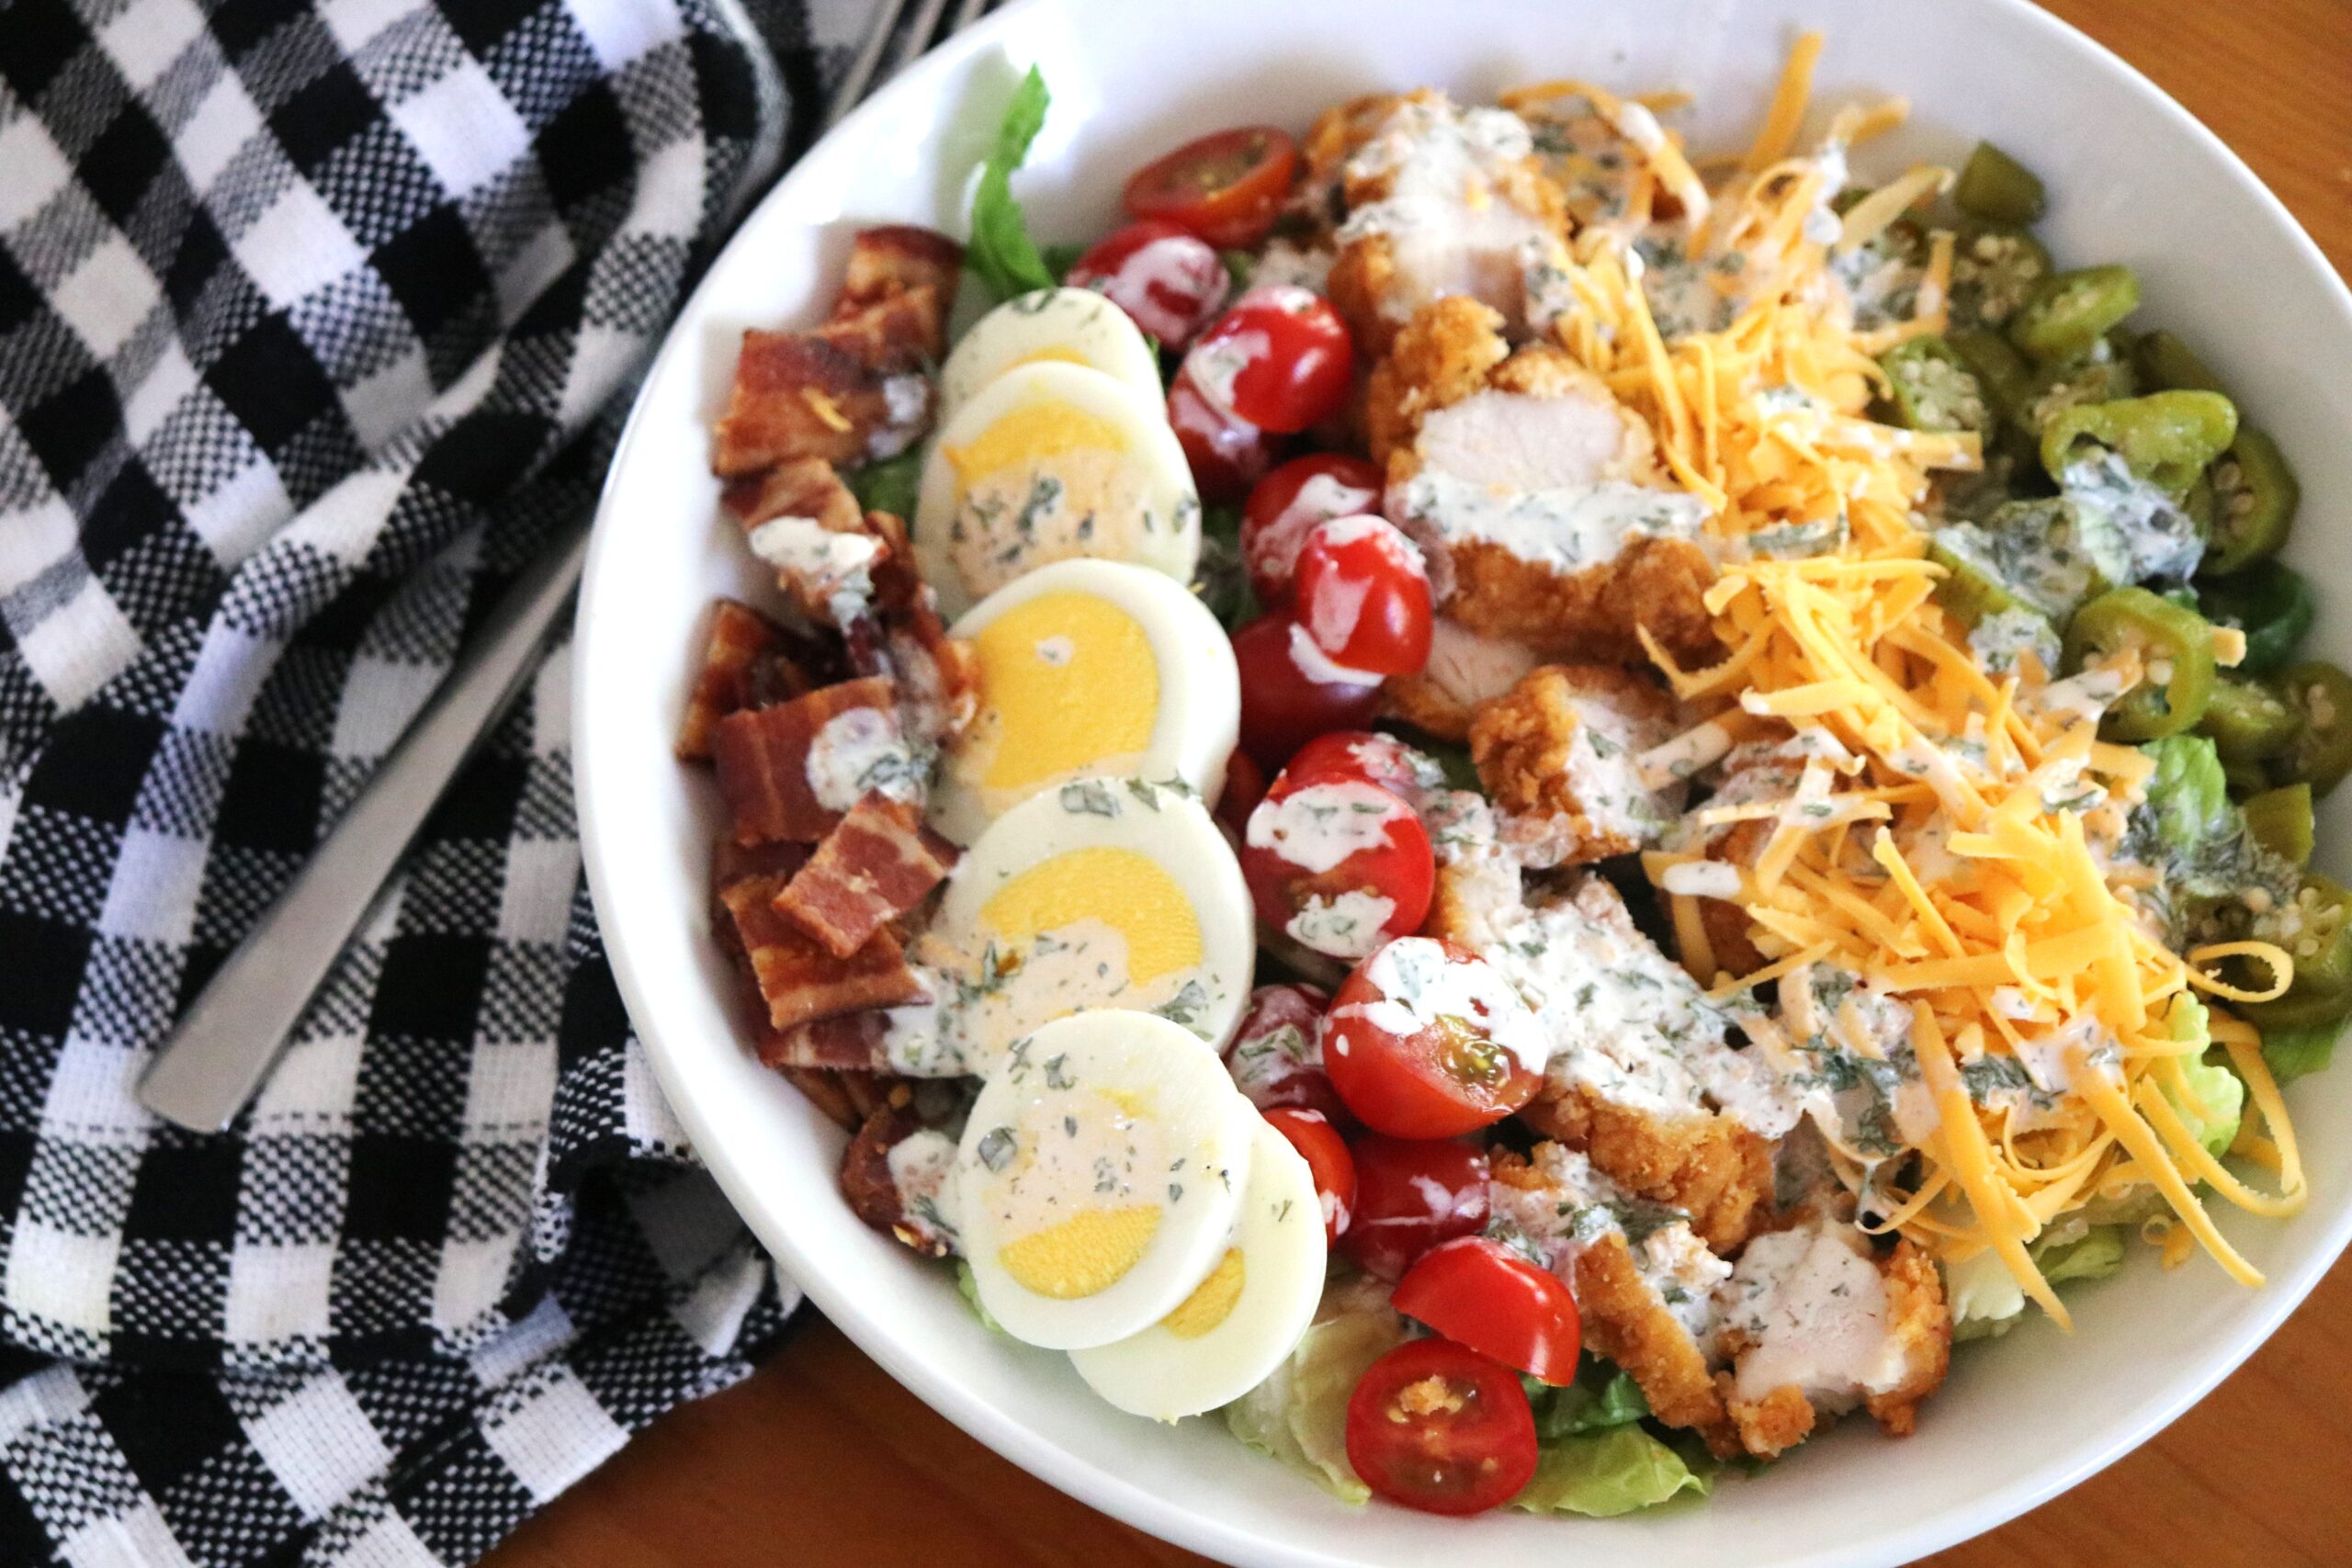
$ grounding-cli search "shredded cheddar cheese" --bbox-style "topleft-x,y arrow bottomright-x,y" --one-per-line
1518,34 -> 2310,1308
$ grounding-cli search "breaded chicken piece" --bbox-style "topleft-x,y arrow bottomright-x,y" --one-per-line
1711,1206 -> 1953,1459
1458,869 -> 1793,1251
1380,617 -> 1541,742
1468,662 -> 1684,866
1667,738 -> 1808,979
1490,1143 -> 1740,1457
1368,299 -> 1719,666
1318,92 -> 1571,355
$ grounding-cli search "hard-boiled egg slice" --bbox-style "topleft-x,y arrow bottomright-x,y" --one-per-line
956,1010 -> 1257,1349
1069,1118 -> 1327,1419
932,559 -> 1238,844
918,777 -> 1253,1072
914,361 -> 1199,619
939,287 -> 1163,420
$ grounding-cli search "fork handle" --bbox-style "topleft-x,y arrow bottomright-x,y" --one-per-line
137,526 -> 590,1131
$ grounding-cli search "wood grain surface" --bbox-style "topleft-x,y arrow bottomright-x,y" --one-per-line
491,4 -> 2352,1564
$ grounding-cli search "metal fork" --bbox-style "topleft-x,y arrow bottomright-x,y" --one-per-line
136,0 -> 998,1132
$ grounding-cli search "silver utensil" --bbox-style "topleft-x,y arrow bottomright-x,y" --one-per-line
137,0 -> 996,1131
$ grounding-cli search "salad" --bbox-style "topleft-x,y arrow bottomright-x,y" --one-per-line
676,34 -> 2338,1519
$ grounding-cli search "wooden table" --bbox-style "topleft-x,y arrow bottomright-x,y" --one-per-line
492,3 -> 2352,1564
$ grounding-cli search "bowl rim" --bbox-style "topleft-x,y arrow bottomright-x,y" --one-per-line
573,1 -> 2352,1562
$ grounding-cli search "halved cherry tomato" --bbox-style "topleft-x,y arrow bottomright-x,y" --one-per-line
1345,1337 -> 1538,1516
1280,730 -> 1442,805
1337,1134 -> 1490,1281
1221,982 -> 1347,1123
1242,776 -> 1431,960
1212,747 -> 1267,841
1063,219 -> 1230,349
1295,516 -> 1433,675
1262,1108 -> 1356,1243
1122,125 -> 1300,249
1325,938 -> 1544,1138
1168,370 -> 1279,503
1242,453 -> 1386,604
1182,286 -> 1355,434
1393,1237 -> 1582,1386
1229,613 -> 1384,770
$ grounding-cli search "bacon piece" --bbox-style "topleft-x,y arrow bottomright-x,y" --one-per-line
712,674 -> 899,844
781,1066 -> 861,1130
722,458 -> 891,626
710,295 -> 949,478
840,1097 -> 959,1256
775,792 -> 959,958
677,601 -> 797,761
723,456 -> 865,535
711,838 -> 814,957
857,512 -> 981,743
841,226 -> 965,314
720,871 -> 925,1031
757,1009 -> 893,1072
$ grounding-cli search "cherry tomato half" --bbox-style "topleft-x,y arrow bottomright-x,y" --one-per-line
1393,1237 -> 1582,1386
1262,1108 -> 1357,1243
1168,370 -> 1279,504
1122,125 -> 1301,249
1063,219 -> 1230,349
1345,1337 -> 1538,1516
1221,982 -> 1347,1123
1229,613 -> 1385,771
1295,516 -> 1433,676
1325,938 -> 1545,1138
1243,776 -> 1432,960
1280,730 -> 1442,806
1337,1134 -> 1490,1281
1182,286 -> 1355,434
1242,454 -> 1386,605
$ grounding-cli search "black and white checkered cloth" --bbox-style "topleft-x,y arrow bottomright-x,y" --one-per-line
0,1 -> 869,1562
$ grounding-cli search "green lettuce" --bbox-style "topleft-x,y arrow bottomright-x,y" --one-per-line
1222,1299 -> 1408,1503
2138,735 -> 2232,854
1509,1426 -> 1713,1517
1529,1358 -> 1649,1438
955,1259 -> 1008,1335
1949,1223 -> 2132,1342
2162,995 -> 2245,1156
2261,1019 -> 2345,1083
966,66 -> 1056,302
2036,1224 -> 2127,1285
1192,502 -> 1258,631
845,447 -> 922,521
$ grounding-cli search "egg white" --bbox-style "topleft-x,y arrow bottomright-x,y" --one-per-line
931,558 -> 1238,846
956,1010 -> 1258,1349
938,287 -> 1164,419
1068,1119 -> 1329,1419
924,777 -> 1254,1070
914,361 -> 1199,620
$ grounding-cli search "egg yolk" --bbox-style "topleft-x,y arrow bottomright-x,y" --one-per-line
978,847 -> 1203,985
999,1204 -> 1162,1299
971,592 -> 1159,792
1160,1247 -> 1247,1339
945,400 -> 1128,494
1009,345 -> 1093,371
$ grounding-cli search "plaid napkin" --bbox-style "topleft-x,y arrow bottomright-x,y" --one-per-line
0,1 -> 873,1561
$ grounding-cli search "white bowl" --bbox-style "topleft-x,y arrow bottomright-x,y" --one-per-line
573,1 -> 2352,1562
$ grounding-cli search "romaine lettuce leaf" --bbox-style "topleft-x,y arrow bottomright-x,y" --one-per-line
966,66 -> 1056,302
1222,1299 -> 1408,1504
2261,1018 -> 2344,1083
2162,995 -> 2245,1156
846,447 -> 922,521
1529,1357 -> 1649,1438
1509,1426 -> 1713,1517
2035,1224 -> 2127,1285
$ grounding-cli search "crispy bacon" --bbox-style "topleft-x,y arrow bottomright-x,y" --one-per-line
711,838 -> 814,957
720,870 -> 925,1031
776,791 -> 959,958
850,512 -> 981,742
840,1099 -> 956,1256
757,1009 -> 893,1072
840,226 -> 965,314
677,601 -> 797,761
722,456 -> 865,535
781,1066 -> 861,1130
712,674 -> 899,844
722,458 -> 891,626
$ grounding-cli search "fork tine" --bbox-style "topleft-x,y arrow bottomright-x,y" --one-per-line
825,0 -> 915,129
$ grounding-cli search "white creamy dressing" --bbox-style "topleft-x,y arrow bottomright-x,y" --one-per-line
1247,778 -> 1415,874
887,1128 -> 961,1250
2011,1013 -> 2121,1100
1334,935 -> 1551,1076
1254,472 -> 1384,595
1286,620 -> 1384,688
1713,1207 -> 1908,1406
2026,661 -> 2134,731
1187,326 -> 1267,417
1968,604 -> 2061,680
2060,451 -> 2204,583
871,373 -> 933,458
805,704 -> 923,811
1397,469 -> 1712,570
1298,515 -> 1419,652
1637,716 -> 1738,791
1476,877 -> 1798,1133
747,514 -> 882,608
1337,96 -> 1554,325
1285,889 -> 1396,959
1109,235 -> 1231,342
1034,635 -> 1074,666
1247,239 -> 1334,294
1662,860 -> 1743,897
1487,1142 -> 1730,1343
1768,966 -> 1937,1161
1501,684 -> 1682,864
1224,1015 -> 1325,1111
